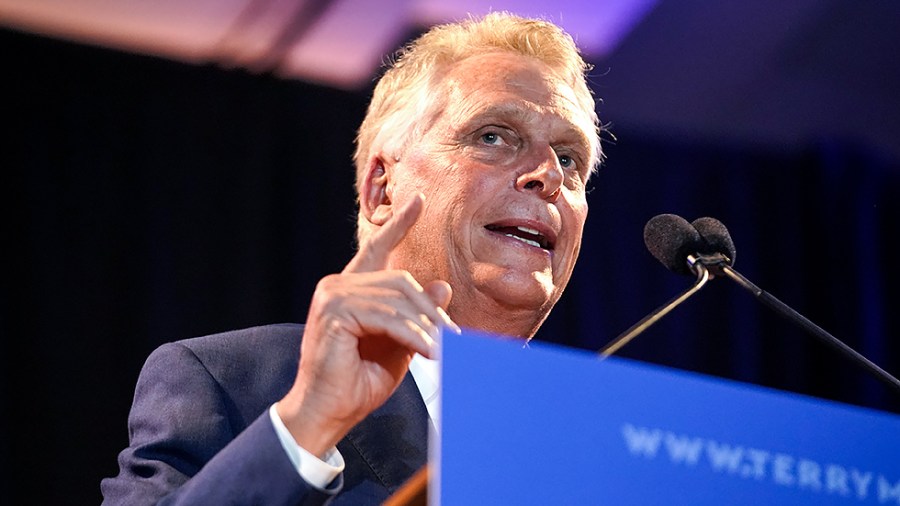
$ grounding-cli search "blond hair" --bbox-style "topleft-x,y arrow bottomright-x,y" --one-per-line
353,11 -> 602,236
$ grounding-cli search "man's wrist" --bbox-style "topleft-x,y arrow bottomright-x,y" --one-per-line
269,403 -> 344,490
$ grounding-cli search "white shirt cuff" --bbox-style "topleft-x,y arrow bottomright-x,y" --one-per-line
268,403 -> 345,490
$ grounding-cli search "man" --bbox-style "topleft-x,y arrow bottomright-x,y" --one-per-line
101,11 -> 602,504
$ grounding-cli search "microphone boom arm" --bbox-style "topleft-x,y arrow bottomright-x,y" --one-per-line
715,262 -> 900,395
599,262 -> 711,358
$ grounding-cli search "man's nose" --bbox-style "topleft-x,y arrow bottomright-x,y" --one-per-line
514,146 -> 563,202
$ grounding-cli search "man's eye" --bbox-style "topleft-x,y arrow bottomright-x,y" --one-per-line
481,132 -> 502,145
558,155 -> 574,169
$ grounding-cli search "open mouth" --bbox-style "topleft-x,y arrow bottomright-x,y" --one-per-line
485,224 -> 554,250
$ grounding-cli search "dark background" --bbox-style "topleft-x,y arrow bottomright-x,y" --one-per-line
3,13 -> 900,504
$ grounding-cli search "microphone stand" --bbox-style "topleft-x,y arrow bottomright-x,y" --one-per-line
599,262 -> 711,358
689,253 -> 900,395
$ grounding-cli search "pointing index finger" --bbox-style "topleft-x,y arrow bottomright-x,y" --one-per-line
344,193 -> 424,274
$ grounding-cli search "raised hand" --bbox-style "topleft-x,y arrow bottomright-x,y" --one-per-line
276,193 -> 459,457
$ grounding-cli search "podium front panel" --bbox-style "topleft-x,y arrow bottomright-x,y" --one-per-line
435,330 -> 900,505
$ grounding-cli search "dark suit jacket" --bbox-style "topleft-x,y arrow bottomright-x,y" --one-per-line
101,323 -> 430,505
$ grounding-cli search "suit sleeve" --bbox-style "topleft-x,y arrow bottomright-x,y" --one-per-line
100,341 -> 342,506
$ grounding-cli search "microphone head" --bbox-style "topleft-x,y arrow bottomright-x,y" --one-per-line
691,217 -> 737,266
643,214 -> 704,275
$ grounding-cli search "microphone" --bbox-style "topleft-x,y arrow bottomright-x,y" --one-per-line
599,214 -> 715,357
691,217 -> 735,263
602,213 -> 900,398
643,213 -> 706,275
685,217 -> 900,395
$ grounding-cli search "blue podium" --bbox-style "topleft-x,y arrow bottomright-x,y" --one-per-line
432,330 -> 900,505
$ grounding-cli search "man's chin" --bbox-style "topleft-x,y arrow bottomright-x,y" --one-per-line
475,282 -> 555,321
454,264 -> 557,325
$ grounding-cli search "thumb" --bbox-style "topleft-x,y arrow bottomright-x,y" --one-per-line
423,280 -> 460,335
423,280 -> 452,309
344,193 -> 424,274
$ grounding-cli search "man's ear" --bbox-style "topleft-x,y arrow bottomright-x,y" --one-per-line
360,156 -> 394,226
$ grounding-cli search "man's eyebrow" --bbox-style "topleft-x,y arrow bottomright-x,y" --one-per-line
550,121 -> 594,162
457,102 -> 534,127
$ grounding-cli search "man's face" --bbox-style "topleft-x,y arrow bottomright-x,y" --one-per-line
383,52 -> 594,337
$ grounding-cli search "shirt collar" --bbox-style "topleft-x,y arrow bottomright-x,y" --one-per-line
409,353 -> 439,404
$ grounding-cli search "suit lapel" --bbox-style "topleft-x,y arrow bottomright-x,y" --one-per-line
343,372 -> 429,492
